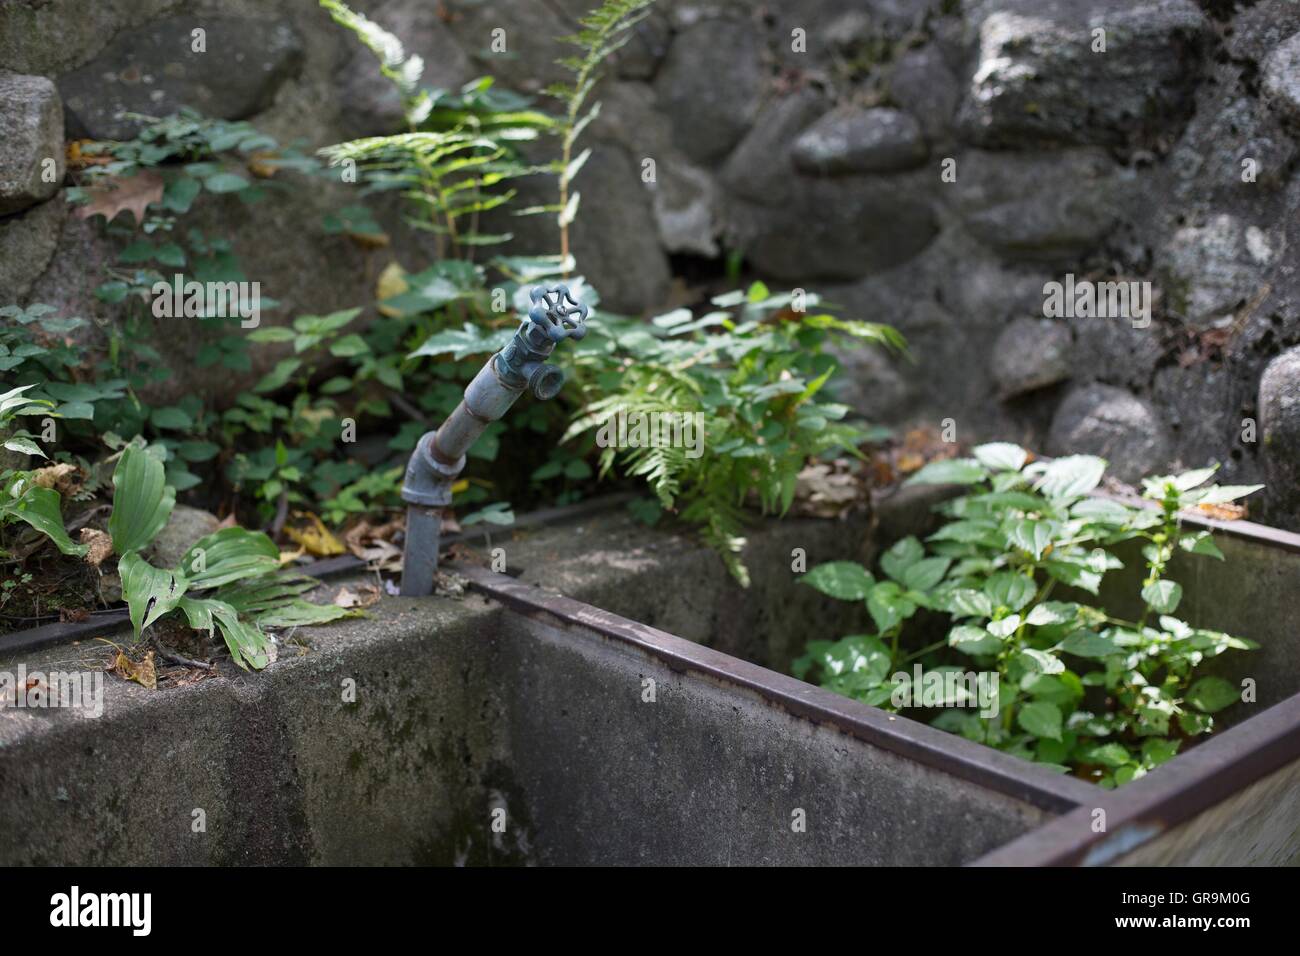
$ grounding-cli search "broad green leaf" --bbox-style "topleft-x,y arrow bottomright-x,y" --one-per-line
181,527 -> 281,588
1141,579 -> 1183,614
1080,743 -> 1132,768
903,458 -> 986,487
1034,455 -> 1106,500
1195,484 -> 1264,505
987,614 -> 1021,638
880,536 -> 925,582
120,551 -> 189,639
108,445 -> 175,554
867,581 -> 915,633
802,562 -> 874,601
4,485 -> 87,556
1058,629 -> 1120,659
1025,601 -> 1077,626
948,624 -> 1001,656
984,571 -> 1036,612
900,556 -> 951,592
1179,531 -> 1224,560
1020,648 -> 1064,675
973,442 -> 1028,472
1185,676 -> 1240,713
1018,701 -> 1063,741
1010,519 -> 1055,560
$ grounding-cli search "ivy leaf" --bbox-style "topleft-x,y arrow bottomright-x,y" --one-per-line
802,562 -> 874,601
1018,701 -> 1063,741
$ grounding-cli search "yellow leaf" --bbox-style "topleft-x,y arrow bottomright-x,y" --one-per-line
284,512 -> 346,557
108,648 -> 157,689
376,261 -> 409,318
451,479 -> 469,494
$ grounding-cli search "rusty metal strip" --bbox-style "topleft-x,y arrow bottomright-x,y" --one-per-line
970,688 -> 1300,866
453,561 -> 1098,814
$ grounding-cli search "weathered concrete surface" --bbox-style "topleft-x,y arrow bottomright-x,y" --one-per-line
0,510 -> 1052,866
4,503 -> 1298,865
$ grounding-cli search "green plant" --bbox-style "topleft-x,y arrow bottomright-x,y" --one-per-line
563,282 -> 904,584
547,0 -> 655,271
318,0 -> 554,259
796,447 -> 1262,787
1,387 -> 88,560
107,445 -> 348,669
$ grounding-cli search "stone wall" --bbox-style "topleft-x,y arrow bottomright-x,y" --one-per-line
1,0 -> 1298,524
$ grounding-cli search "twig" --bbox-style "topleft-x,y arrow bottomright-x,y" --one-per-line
152,639 -> 215,672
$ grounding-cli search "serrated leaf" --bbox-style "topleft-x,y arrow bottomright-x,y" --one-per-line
1141,579 -> 1182,614
1017,701 -> 1063,741
1185,676 -> 1239,713
973,442 -> 1028,472
903,458 -> 987,487
1034,454 -> 1106,500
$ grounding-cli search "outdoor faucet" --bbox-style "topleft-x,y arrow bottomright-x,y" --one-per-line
399,284 -> 589,596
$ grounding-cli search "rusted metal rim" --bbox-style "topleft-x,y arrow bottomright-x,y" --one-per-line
453,562 -> 1099,814
969,688 -> 1300,866
0,492 -> 636,659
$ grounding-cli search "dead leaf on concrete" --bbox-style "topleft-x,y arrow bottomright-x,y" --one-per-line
333,584 -> 381,609
284,511 -> 346,557
79,527 -> 114,568
105,646 -> 157,690
74,170 -> 164,227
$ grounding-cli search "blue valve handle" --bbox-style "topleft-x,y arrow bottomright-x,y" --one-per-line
528,284 -> 589,342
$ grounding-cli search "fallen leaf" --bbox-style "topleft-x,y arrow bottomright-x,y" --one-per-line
376,261 -> 409,318
1197,501 -> 1248,521
349,231 -> 390,250
79,527 -> 114,568
247,152 -> 280,179
32,462 -> 79,494
106,647 -> 157,690
59,607 -> 90,623
333,584 -> 380,609
284,511 -> 346,557
74,170 -> 164,227
896,451 -> 925,474
65,140 -> 113,169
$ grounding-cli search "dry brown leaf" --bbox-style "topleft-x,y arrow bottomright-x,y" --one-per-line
32,462 -> 77,491
1197,501 -> 1248,521
376,261 -> 409,318
107,648 -> 157,690
65,140 -> 113,169
284,511 -> 346,557
74,170 -> 164,227
334,584 -> 381,609
247,152 -> 280,179
348,231 -> 390,249
79,527 -> 114,568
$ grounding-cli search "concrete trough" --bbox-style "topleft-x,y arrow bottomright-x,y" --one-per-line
1,496 -> 1298,865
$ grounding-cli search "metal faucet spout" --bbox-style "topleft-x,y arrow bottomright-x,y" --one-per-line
398,284 -> 588,596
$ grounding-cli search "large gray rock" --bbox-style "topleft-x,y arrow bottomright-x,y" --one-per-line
0,197 -> 66,302
1048,383 -> 1172,484
654,17 -> 766,165
1262,31 -> 1300,125
728,173 -> 938,281
791,106 -> 927,175
56,17 -> 304,140
335,0 -> 473,136
955,149 -> 1120,261
1160,214 -> 1274,328
959,0 -> 1210,148
146,505 -> 220,570
721,88 -> 827,203
990,318 -> 1072,398
889,44 -> 961,142
1259,347 -> 1300,517
0,74 -> 65,216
